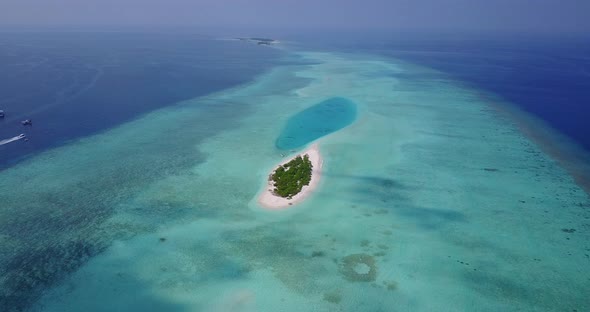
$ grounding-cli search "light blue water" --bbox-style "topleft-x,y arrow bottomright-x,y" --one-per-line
275,97 -> 356,150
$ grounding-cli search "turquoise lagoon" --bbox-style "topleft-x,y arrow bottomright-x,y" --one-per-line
0,51 -> 589,311
275,97 -> 357,150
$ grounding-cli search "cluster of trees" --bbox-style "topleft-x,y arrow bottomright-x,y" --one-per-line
271,155 -> 312,198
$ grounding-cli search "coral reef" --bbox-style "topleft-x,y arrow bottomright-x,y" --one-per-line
311,251 -> 325,257
323,292 -> 342,304
339,253 -> 377,282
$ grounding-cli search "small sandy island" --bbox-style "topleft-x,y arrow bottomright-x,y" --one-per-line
258,144 -> 323,209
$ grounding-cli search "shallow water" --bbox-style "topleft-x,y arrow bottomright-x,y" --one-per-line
0,49 -> 589,312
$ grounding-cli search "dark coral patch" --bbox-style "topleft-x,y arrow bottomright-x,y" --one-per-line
323,292 -> 342,304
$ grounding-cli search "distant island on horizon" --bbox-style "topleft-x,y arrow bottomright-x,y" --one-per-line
236,37 -> 278,45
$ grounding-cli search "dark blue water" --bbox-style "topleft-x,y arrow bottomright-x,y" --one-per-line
0,31 -> 283,169
288,31 -> 590,152
275,97 -> 357,150
355,34 -> 590,152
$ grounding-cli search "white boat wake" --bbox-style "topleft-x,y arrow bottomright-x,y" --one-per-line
0,134 -> 26,146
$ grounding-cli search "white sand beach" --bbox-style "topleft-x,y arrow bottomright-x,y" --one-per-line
258,144 -> 322,209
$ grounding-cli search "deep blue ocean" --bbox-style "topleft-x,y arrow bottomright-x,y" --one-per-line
0,31 -> 282,169
347,33 -> 590,152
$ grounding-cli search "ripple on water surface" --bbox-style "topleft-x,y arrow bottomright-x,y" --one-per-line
275,97 -> 357,150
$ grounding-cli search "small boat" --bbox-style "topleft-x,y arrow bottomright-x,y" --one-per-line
0,110 -> 4,118
0,133 -> 26,146
21,119 -> 32,126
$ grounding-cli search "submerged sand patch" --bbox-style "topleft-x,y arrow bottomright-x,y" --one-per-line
339,253 -> 377,282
